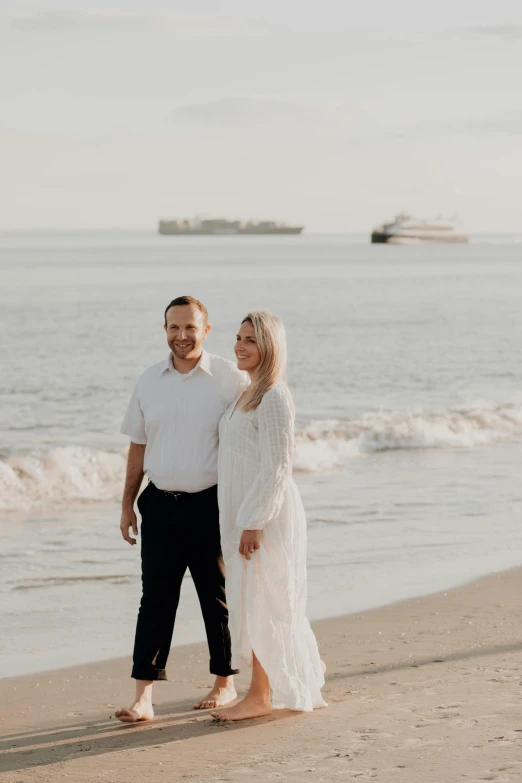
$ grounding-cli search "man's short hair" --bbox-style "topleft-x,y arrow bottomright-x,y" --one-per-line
164,296 -> 209,326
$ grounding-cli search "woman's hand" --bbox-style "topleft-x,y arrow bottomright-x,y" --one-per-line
239,530 -> 262,560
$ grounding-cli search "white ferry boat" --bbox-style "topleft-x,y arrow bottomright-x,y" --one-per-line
371,214 -> 468,244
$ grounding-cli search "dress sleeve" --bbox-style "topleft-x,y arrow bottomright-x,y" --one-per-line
236,385 -> 294,531
120,381 -> 147,444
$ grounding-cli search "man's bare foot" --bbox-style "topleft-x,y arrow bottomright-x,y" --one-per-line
193,676 -> 237,710
211,694 -> 272,722
115,702 -> 154,723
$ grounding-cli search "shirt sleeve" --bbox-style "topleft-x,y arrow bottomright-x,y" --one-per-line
235,385 -> 294,531
120,381 -> 147,444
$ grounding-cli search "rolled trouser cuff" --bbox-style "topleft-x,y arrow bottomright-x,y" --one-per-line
210,664 -> 239,677
131,664 -> 168,681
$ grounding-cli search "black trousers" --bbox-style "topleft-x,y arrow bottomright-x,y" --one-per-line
132,482 -> 237,681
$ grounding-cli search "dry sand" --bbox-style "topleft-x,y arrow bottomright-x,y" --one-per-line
2,567 -> 522,782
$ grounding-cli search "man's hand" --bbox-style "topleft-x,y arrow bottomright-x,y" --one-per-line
239,529 -> 262,560
120,442 -> 145,546
120,505 -> 138,546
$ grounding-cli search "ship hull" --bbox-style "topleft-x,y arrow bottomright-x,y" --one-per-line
371,231 -> 468,245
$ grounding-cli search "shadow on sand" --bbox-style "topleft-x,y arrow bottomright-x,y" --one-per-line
0,696 -> 298,773
3,641 -> 520,773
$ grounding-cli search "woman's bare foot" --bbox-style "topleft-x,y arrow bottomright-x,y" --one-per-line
115,701 -> 154,723
193,675 -> 237,710
211,694 -> 272,722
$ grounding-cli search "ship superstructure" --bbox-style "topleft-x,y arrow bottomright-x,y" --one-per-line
158,217 -> 304,235
371,214 -> 468,244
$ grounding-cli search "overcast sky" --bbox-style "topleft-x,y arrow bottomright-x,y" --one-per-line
1,1 -> 521,231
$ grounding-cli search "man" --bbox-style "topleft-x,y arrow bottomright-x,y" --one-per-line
115,296 -> 247,723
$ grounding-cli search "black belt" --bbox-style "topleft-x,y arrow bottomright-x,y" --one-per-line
149,482 -> 217,500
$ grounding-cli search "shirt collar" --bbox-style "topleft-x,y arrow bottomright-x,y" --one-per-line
198,350 -> 213,375
160,350 -> 213,377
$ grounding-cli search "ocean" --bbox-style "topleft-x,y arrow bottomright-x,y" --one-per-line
1,231 -> 521,677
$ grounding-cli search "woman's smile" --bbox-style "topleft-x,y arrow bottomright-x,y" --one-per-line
235,321 -> 261,372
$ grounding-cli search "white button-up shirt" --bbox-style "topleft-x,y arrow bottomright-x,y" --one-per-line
121,351 -> 248,492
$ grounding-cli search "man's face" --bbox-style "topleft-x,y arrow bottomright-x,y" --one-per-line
164,304 -> 210,360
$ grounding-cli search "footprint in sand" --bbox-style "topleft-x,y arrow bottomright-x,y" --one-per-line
399,736 -> 443,748
353,727 -> 394,742
413,704 -> 480,728
486,730 -> 522,746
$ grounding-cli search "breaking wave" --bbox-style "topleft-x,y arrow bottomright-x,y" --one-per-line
294,401 -> 522,471
1,401 -> 521,511
0,446 -> 127,512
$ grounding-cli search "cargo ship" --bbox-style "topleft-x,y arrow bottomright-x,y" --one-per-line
158,217 -> 304,235
371,213 -> 468,244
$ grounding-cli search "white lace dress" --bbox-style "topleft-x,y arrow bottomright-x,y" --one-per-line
218,383 -> 326,711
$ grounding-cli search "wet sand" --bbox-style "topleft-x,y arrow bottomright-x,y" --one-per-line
2,566 -> 522,782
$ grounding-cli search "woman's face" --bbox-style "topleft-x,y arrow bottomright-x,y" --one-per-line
235,321 -> 261,373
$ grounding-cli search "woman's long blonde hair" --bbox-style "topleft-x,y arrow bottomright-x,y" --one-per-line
239,311 -> 287,412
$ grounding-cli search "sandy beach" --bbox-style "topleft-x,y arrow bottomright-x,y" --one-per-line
2,566 -> 522,782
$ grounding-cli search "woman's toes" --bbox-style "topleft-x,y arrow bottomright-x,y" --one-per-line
115,708 -> 138,723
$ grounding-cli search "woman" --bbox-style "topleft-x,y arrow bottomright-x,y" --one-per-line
211,312 -> 326,721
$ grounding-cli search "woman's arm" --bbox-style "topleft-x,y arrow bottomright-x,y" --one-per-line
236,385 -> 294,538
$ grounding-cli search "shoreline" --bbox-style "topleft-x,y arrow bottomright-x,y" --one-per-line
2,564 -> 522,781
4,557 -> 522,681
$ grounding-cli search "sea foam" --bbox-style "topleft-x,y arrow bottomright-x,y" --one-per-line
294,401 -> 522,471
0,446 -> 127,512
1,402 -> 521,511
